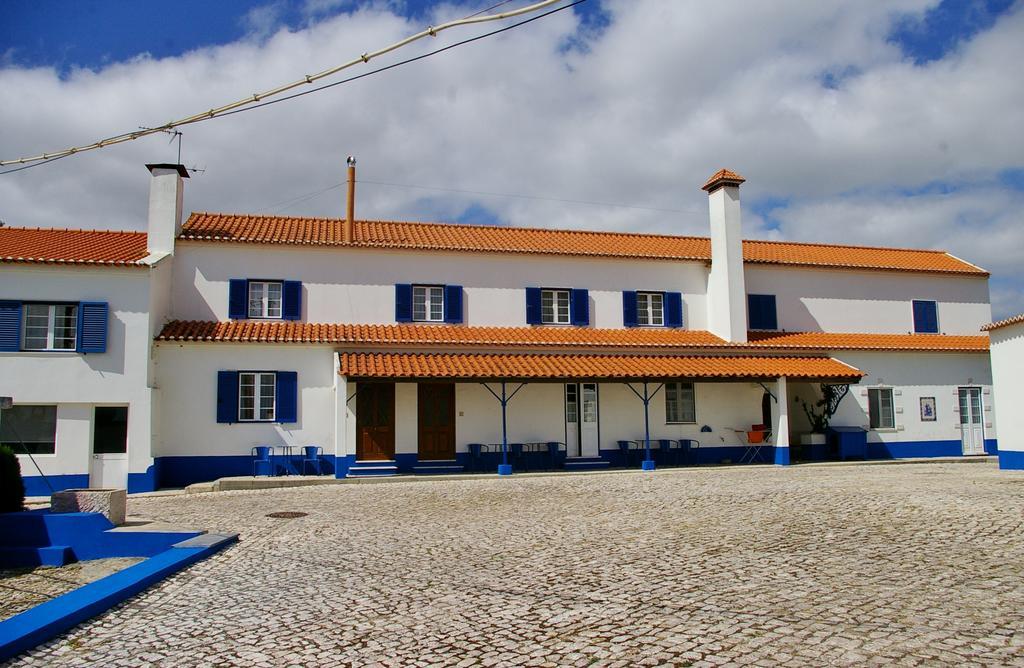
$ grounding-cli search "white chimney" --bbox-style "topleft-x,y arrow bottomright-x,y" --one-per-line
145,163 -> 188,256
703,169 -> 748,343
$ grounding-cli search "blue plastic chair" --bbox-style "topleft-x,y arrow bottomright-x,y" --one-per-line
546,442 -> 563,470
510,443 -> 525,471
617,440 -> 634,467
678,439 -> 699,465
252,445 -> 273,477
302,445 -> 323,475
468,443 -> 485,472
658,439 -> 676,466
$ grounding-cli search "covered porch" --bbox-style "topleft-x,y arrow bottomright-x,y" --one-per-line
335,351 -> 863,477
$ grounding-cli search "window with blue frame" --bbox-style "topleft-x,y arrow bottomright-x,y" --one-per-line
912,300 -> 938,333
526,287 -> 589,326
747,294 -> 778,331
623,291 -> 683,328
395,284 -> 463,323
0,300 -> 108,353
216,370 -> 297,424
228,279 -> 302,320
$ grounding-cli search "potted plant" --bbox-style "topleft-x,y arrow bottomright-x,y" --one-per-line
799,384 -> 850,460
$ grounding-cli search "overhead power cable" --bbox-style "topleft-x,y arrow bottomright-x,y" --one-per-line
0,0 -> 572,170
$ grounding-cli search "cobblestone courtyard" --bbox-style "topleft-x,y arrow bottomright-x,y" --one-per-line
9,461 -> 1024,667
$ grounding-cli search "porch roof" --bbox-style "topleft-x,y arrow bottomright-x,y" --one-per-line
156,320 -> 990,353
337,352 -> 864,382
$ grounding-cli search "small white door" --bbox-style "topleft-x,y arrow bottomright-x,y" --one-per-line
958,387 -> 985,455
565,384 -> 580,457
89,406 -> 128,489
580,383 -> 599,458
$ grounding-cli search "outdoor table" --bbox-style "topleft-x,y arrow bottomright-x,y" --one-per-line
276,444 -> 296,475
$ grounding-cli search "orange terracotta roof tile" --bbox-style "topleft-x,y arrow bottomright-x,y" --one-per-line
747,331 -> 989,352
982,313 -> 1024,332
0,227 -> 149,266
155,321 -> 988,353
178,213 -> 987,276
338,351 -> 864,381
701,168 -> 746,191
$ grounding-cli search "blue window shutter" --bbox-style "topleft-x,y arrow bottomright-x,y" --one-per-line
228,279 -> 248,320
0,301 -> 22,352
622,291 -> 638,327
913,300 -> 938,333
748,294 -> 777,330
216,371 -> 239,424
525,288 -> 542,325
571,289 -> 590,326
665,292 -> 683,328
444,285 -> 463,324
276,371 -> 298,423
282,280 -> 302,320
76,302 -> 108,353
395,284 -> 413,322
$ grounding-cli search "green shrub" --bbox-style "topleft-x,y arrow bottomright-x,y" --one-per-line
0,445 -> 26,513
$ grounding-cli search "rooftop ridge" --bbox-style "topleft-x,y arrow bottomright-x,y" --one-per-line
0,226 -> 147,236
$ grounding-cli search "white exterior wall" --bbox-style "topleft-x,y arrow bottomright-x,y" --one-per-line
824,351 -> 994,447
154,343 -> 336,456
0,265 -> 157,481
745,265 -> 991,334
989,322 -> 1023,455
171,243 -> 709,330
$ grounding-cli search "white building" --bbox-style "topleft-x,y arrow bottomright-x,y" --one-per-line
984,314 -> 1023,469
0,164 -> 998,493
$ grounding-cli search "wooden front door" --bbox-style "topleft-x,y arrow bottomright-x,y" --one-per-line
418,383 -> 456,460
357,383 -> 395,460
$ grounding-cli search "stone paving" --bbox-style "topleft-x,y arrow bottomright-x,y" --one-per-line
7,461 -> 1024,667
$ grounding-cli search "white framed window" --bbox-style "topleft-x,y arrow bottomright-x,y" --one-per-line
248,281 -> 283,319
541,289 -> 571,324
868,388 -> 895,430
239,372 -> 276,422
413,285 -> 445,322
665,382 -> 696,423
0,405 -> 57,455
637,292 -> 664,326
22,303 -> 77,351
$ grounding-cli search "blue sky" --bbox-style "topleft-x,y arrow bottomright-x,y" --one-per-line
1,0 -> 1022,317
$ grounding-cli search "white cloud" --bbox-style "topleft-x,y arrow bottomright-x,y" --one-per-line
0,0 -> 1021,315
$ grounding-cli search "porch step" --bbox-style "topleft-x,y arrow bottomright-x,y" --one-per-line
413,460 -> 465,475
347,460 -> 399,478
564,457 -> 610,471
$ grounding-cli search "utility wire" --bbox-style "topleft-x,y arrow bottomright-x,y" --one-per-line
0,0 -> 571,169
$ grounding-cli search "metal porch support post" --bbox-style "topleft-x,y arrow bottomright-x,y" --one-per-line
774,376 -> 791,466
498,381 -> 513,476
641,382 -> 656,471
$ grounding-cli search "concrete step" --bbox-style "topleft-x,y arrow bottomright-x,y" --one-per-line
347,461 -> 399,478
564,457 -> 610,471
414,461 -> 465,475
0,545 -> 74,568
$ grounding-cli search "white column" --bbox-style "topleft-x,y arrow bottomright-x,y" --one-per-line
774,376 -> 790,465
705,180 -> 748,343
333,356 -> 351,477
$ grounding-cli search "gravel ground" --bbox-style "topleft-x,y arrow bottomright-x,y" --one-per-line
7,460 -> 1024,667
1,558 -> 144,622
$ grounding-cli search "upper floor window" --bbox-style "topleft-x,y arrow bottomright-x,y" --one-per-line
395,284 -> 463,324
747,294 -> 778,331
23,303 -> 78,350
526,287 -> 589,326
637,292 -> 664,326
229,279 -> 301,321
248,281 -> 283,319
542,289 -> 571,324
868,388 -> 895,429
912,300 -> 938,333
413,285 -> 445,322
665,382 -> 696,423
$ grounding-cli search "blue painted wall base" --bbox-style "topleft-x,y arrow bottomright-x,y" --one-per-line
999,450 -> 1024,470
21,474 -> 89,497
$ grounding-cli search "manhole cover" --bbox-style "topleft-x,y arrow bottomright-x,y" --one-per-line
266,511 -> 308,519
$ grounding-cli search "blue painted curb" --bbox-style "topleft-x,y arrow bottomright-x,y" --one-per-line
0,533 -> 238,662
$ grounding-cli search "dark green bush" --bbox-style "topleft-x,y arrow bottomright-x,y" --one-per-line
0,445 -> 26,513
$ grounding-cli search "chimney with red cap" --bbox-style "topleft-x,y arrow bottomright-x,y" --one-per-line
703,169 -> 748,343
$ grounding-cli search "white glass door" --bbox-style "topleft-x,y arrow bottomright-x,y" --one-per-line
580,383 -> 599,458
958,388 -> 985,455
565,384 -> 580,457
